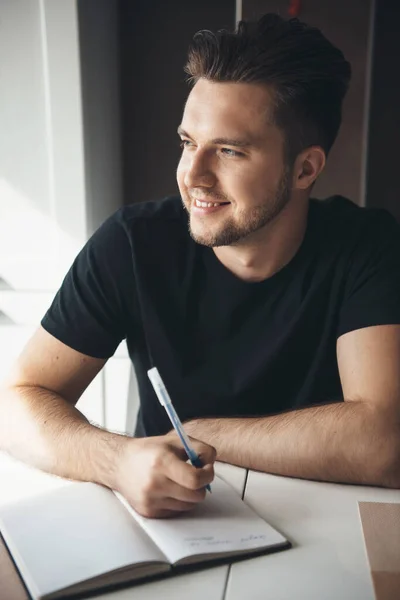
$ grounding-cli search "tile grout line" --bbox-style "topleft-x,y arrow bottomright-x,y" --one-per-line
222,564 -> 232,600
222,469 -> 250,600
241,469 -> 249,501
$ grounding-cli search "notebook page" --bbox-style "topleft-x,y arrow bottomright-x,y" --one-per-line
0,482 -> 167,600
119,476 -> 287,565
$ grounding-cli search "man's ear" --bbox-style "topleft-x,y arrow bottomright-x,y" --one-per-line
292,146 -> 326,190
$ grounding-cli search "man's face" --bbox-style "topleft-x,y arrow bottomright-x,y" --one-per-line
176,79 -> 292,247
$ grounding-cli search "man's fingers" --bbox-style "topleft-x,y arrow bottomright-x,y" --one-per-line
166,432 -> 217,465
164,478 -> 207,503
164,454 -> 215,490
135,475 -> 206,517
149,473 -> 207,503
189,437 -> 217,465
119,437 -> 214,518
161,497 -> 200,512
139,498 -> 199,518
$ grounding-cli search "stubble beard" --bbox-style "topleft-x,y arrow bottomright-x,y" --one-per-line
184,169 -> 292,247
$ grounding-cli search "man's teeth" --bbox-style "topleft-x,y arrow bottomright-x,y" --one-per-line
194,199 -> 224,208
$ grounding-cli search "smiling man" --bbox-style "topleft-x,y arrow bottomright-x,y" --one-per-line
1,14 -> 400,518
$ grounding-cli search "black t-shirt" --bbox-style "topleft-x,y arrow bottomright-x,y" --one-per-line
41,196 -> 400,436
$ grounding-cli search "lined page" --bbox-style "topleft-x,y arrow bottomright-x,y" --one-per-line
119,476 -> 287,565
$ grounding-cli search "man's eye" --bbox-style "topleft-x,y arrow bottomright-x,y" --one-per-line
179,140 -> 193,149
221,148 -> 242,157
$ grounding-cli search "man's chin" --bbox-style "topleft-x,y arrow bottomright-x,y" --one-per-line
187,216 -> 217,245
189,224 -> 241,248
188,213 -> 246,247
188,226 -> 215,247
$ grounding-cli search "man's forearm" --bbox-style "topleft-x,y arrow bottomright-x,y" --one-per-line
0,384 -> 125,489
185,401 -> 400,487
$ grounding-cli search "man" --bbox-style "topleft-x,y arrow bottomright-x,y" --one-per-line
1,14 -> 400,518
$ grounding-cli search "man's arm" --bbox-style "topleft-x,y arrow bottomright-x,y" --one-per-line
184,324 -> 400,488
0,326 -> 215,517
0,326 -> 112,480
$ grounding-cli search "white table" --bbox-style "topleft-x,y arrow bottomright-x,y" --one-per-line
1,454 -> 399,599
228,471 -> 400,600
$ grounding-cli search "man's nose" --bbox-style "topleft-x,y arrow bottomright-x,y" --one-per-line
183,150 -> 215,189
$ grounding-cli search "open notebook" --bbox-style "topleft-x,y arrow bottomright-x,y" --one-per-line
0,475 -> 290,600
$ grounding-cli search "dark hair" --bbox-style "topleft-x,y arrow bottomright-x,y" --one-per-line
184,14 -> 351,164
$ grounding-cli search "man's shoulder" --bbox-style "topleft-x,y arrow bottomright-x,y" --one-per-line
103,196 -> 192,260
114,195 -> 185,227
310,195 -> 400,245
311,195 -> 379,223
84,196 -> 187,257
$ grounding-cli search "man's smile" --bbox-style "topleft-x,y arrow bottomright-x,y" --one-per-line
191,197 -> 231,214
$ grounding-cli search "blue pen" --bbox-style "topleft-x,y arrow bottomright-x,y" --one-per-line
147,367 -> 211,492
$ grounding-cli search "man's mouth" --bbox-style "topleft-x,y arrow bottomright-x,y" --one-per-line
192,198 -> 230,213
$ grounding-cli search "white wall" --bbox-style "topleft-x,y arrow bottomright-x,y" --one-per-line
0,0 -> 85,292
78,0 -> 123,235
0,0 -> 134,431
0,0 -> 122,297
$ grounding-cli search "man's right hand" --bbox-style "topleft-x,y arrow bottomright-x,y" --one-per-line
1,328 -> 215,511
112,434 -> 216,518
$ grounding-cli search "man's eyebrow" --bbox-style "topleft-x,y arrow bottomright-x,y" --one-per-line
177,126 -> 253,148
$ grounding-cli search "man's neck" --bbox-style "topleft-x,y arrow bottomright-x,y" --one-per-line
212,196 -> 310,282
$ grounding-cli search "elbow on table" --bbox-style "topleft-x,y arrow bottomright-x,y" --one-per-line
371,436 -> 400,489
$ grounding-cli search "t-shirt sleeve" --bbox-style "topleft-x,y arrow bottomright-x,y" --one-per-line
337,209 -> 400,338
41,211 -> 134,358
